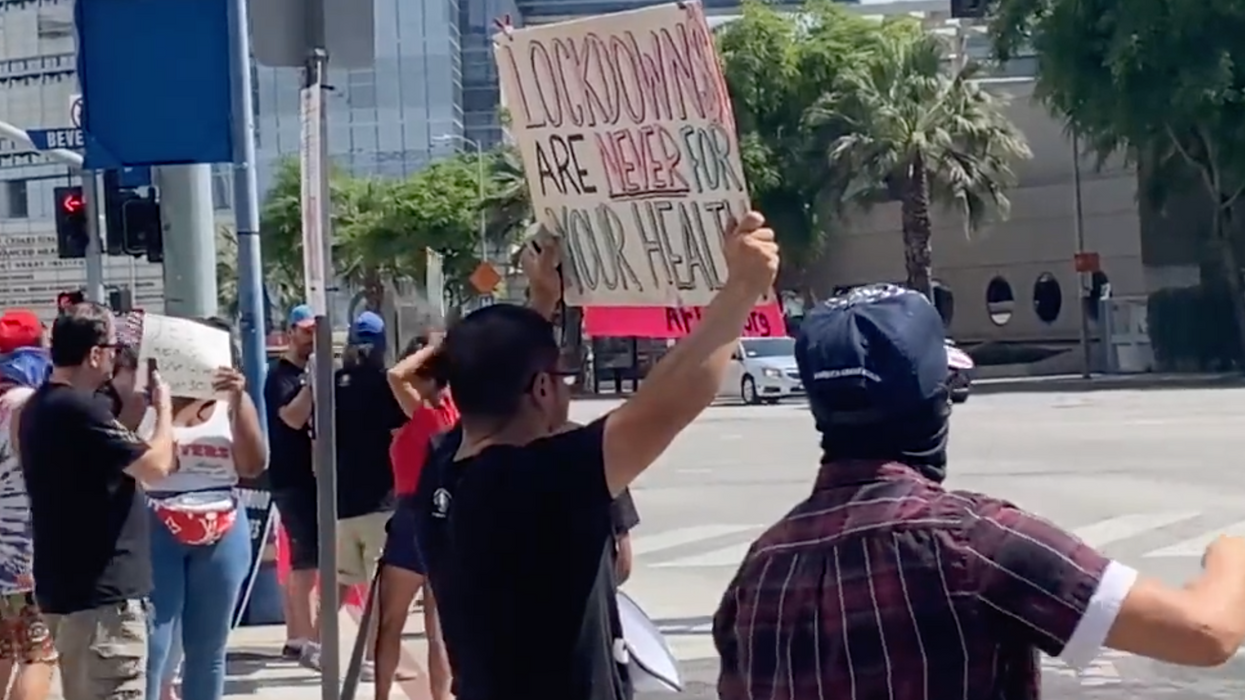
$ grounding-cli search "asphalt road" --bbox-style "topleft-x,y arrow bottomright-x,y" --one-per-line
565,387 -> 1245,699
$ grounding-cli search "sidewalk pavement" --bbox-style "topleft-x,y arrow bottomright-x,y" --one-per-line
47,606 -> 436,700
971,372 -> 1245,395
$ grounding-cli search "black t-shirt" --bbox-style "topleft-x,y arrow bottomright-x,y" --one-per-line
334,364 -> 405,518
417,420 -> 629,700
264,358 -> 314,493
19,382 -> 152,614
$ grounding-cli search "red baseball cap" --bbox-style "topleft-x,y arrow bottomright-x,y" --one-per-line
0,310 -> 45,354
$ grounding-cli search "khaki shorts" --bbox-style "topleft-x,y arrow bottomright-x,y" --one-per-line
337,511 -> 390,586
47,599 -> 148,700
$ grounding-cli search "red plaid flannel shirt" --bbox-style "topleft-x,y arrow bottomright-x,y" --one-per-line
713,461 -> 1109,700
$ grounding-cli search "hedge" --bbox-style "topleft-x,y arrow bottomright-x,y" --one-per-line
1146,282 -> 1243,371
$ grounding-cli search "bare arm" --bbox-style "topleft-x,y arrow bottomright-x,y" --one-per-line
600,212 -> 776,496
278,383 -> 313,430
615,533 -> 633,585
1104,537 -> 1245,665
973,500 -> 1245,669
387,346 -> 439,418
229,392 -> 267,477
125,399 -> 177,483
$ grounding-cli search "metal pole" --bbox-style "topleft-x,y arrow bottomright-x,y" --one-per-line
82,171 -> 106,302
305,3 -> 340,696
155,165 -> 218,317
1072,132 -> 1091,378
226,0 -> 269,424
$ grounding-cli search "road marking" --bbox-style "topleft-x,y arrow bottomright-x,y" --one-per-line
1071,511 -> 1201,548
1146,520 -> 1245,558
654,541 -> 752,568
632,525 -> 759,556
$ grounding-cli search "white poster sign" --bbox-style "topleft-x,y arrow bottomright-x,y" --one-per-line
494,2 -> 751,307
135,314 -> 233,400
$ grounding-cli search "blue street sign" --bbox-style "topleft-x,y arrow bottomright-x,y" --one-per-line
27,128 -> 84,151
75,0 -> 233,169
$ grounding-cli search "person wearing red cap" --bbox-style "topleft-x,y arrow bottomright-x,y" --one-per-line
0,309 -> 54,700
0,310 -> 47,355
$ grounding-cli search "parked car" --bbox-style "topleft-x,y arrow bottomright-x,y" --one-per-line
720,336 -> 801,405
946,339 -> 974,403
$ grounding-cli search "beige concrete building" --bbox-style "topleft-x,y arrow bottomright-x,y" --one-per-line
812,78 -> 1161,344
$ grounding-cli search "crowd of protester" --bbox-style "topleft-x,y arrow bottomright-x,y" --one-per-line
4,208 -> 1245,700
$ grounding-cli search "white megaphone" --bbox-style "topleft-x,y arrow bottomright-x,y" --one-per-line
616,590 -> 684,693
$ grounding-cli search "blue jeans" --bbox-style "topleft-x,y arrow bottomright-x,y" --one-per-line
146,504 -> 251,700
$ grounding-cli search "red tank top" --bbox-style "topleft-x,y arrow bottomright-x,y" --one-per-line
389,392 -> 459,496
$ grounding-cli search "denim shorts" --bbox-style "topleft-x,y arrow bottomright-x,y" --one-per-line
378,504 -> 424,576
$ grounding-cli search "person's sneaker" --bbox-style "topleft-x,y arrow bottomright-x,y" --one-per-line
281,640 -> 306,660
299,642 -> 323,672
359,660 -> 375,683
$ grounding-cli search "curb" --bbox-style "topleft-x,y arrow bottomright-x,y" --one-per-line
971,374 -> 1245,395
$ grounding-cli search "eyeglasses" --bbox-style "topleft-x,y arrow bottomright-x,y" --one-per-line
527,368 -> 579,389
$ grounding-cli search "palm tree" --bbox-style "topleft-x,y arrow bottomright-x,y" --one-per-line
482,146 -> 532,245
807,28 -> 1031,299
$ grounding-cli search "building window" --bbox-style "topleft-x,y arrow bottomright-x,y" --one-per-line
1033,272 -> 1063,324
986,276 -> 1014,326
0,180 -> 29,219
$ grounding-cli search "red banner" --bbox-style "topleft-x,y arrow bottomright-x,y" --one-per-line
583,302 -> 786,339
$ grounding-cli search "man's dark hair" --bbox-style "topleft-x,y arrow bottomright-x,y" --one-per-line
49,302 -> 112,367
343,342 -> 386,369
421,304 -> 558,419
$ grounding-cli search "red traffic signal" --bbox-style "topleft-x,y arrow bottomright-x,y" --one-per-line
60,192 -> 84,215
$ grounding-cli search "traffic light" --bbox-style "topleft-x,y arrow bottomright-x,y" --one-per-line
107,286 -> 134,313
102,170 -> 163,259
54,187 -> 88,259
56,289 -> 85,312
122,196 -> 162,260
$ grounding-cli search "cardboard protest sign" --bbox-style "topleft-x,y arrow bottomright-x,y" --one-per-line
130,313 -> 233,399
495,2 -> 752,307
583,302 -> 784,339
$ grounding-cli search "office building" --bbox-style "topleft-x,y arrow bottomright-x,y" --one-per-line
0,0 -> 166,317
252,0 -> 465,191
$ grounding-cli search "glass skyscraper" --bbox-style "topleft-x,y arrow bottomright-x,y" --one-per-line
252,0 -> 466,191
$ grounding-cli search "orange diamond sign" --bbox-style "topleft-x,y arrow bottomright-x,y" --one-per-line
469,262 -> 502,295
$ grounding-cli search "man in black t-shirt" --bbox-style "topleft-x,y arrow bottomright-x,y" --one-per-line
18,303 -> 177,700
411,214 -> 779,700
263,304 -> 319,660
320,312 -> 407,676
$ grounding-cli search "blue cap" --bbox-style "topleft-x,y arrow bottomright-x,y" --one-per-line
287,304 -> 315,329
0,347 -> 51,389
795,284 -> 948,426
350,311 -> 385,344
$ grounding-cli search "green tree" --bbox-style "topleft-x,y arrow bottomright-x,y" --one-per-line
257,154 -> 491,312
808,29 -> 1030,298
990,0 -> 1245,356
714,0 -> 893,295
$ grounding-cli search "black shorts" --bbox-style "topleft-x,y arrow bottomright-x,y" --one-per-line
273,488 -> 318,571
379,501 -> 424,576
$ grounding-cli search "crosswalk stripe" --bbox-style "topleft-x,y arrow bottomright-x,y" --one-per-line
654,541 -> 752,568
1146,520 -> 1245,558
632,524 -> 759,556
1072,511 -> 1201,548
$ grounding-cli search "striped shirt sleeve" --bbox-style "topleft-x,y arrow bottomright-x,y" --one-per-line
965,500 -> 1111,660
